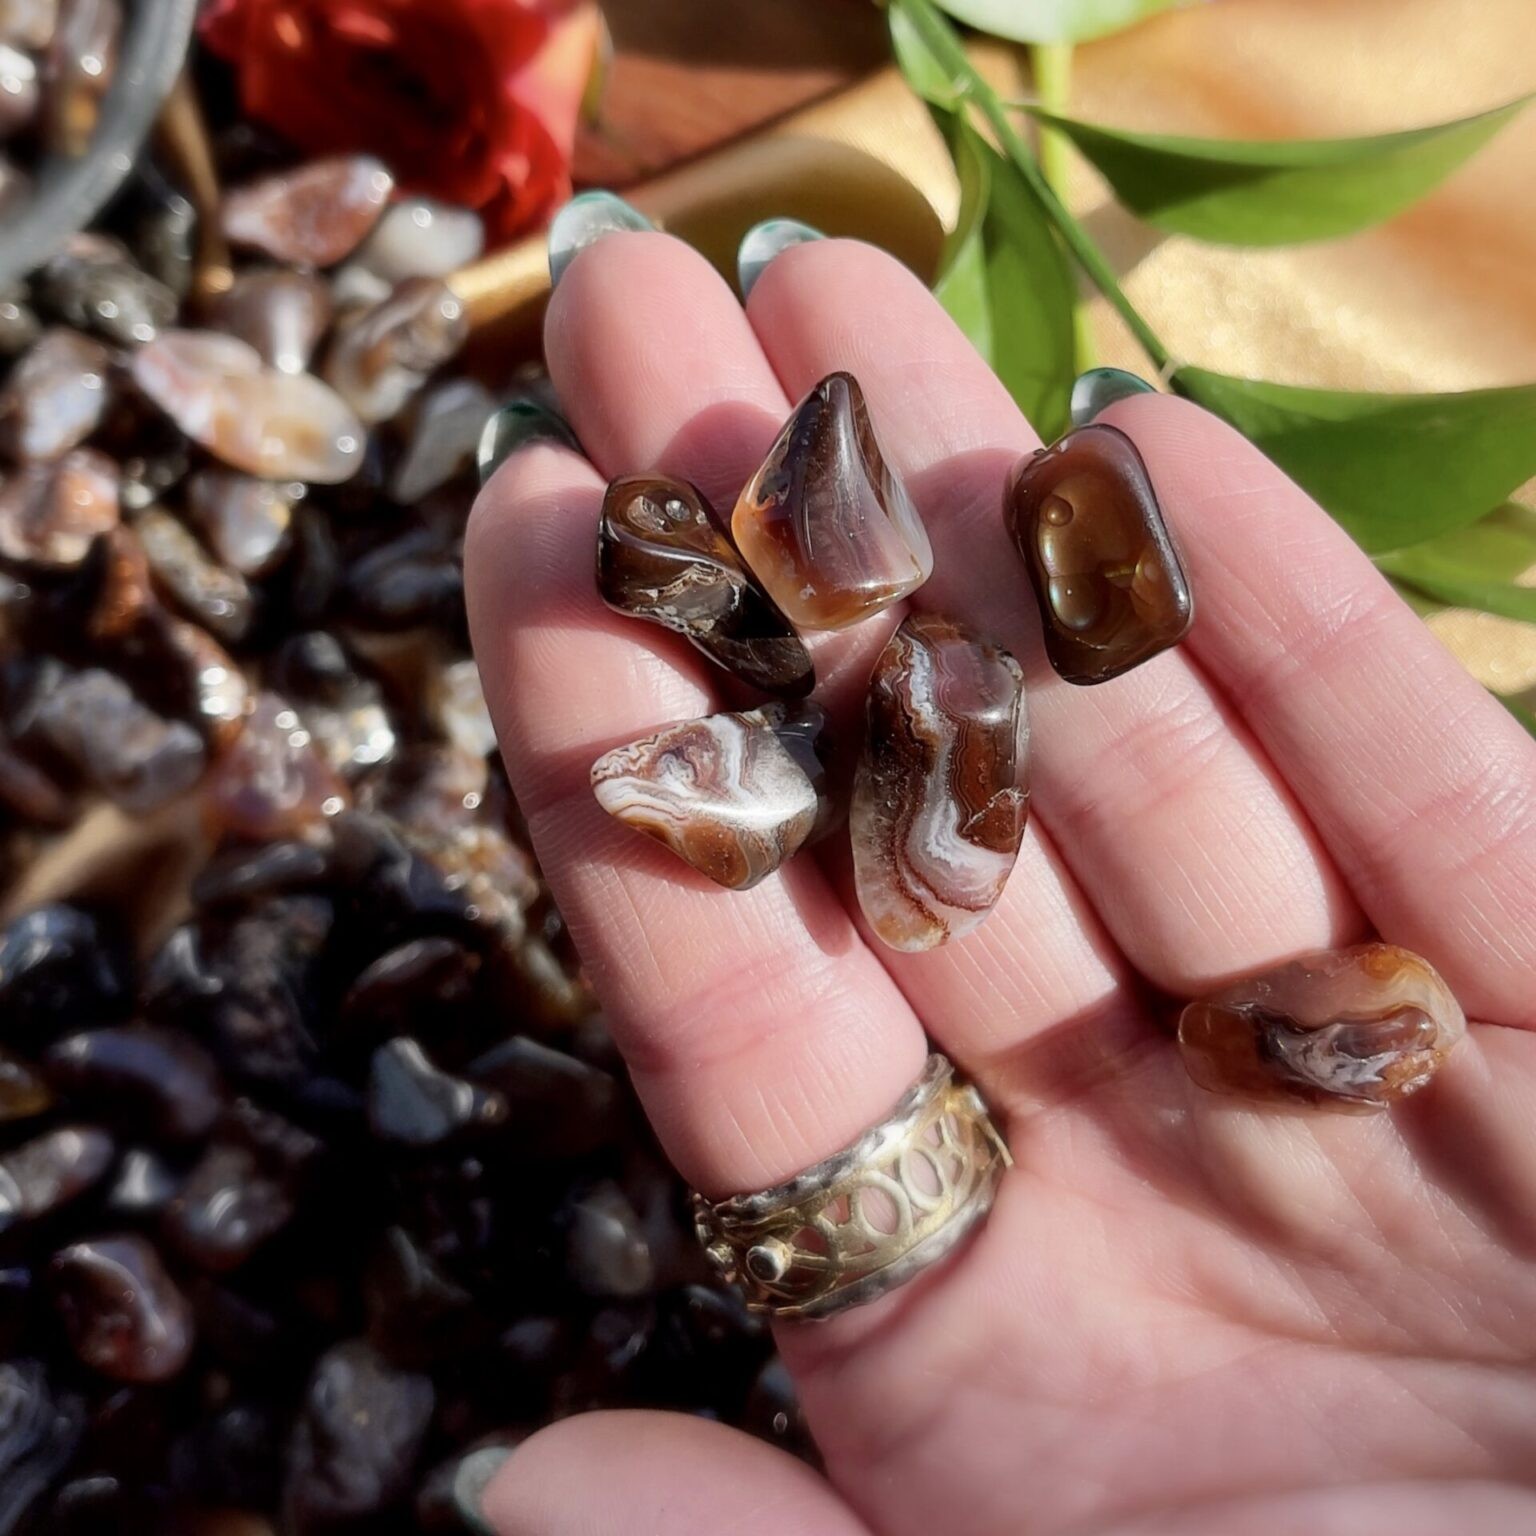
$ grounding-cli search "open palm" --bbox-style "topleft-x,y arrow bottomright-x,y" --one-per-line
465,232 -> 1536,1536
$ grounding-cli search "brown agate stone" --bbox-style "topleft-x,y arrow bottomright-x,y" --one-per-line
590,703 -> 827,890
1006,424 -> 1192,684
1178,943 -> 1466,1109
852,614 -> 1029,951
597,474 -> 813,697
732,372 -> 932,630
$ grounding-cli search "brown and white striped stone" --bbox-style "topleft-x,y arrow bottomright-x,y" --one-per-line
590,703 -> 827,891
852,614 -> 1029,951
1178,944 -> 1465,1109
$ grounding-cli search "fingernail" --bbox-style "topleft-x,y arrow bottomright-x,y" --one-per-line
548,190 -> 653,287
1069,367 -> 1156,427
477,397 -> 580,486
738,218 -> 824,301
452,1446 -> 513,1535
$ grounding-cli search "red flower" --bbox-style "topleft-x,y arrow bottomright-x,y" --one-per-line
199,0 -> 599,244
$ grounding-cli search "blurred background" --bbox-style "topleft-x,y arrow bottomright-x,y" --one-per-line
0,0 -> 1531,1530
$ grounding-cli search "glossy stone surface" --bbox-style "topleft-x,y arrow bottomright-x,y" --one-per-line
49,1235 -> 193,1382
26,667 -> 206,811
134,505 -> 254,643
0,326 -> 111,460
732,371 -> 931,630
185,468 -> 296,576
1006,424 -> 1192,684
283,1342 -> 433,1534
351,196 -> 485,283
591,703 -> 827,890
205,267 -> 334,376
598,474 -> 813,696
365,1037 -> 507,1148
222,156 -> 393,268
0,446 -> 117,565
323,278 -> 467,425
45,1026 -> 223,1143
163,1142 -> 294,1272
389,377 -> 494,503
131,330 -> 366,484
0,1126 -> 113,1232
1178,943 -> 1466,1109
200,693 -> 348,843
852,614 -> 1029,951
37,235 -> 175,345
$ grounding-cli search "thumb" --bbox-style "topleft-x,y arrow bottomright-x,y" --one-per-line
476,1410 -> 874,1536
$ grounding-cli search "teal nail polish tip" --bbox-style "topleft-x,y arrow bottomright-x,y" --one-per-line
547,190 -> 653,286
1069,367 -> 1156,427
477,398 -> 579,486
452,1446 -> 513,1535
737,218 -> 825,300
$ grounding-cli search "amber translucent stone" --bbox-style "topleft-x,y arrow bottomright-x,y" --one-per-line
1178,943 -> 1465,1110
852,615 -> 1029,951
597,474 -> 813,697
732,372 -> 932,630
1006,424 -> 1192,684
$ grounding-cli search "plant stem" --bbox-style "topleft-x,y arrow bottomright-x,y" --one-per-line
1029,42 -> 1095,370
900,0 -> 1172,376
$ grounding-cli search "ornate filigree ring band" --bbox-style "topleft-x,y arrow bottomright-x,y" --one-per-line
692,1054 -> 1011,1320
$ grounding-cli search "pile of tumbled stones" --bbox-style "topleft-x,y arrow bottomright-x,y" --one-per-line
0,64 -> 801,1536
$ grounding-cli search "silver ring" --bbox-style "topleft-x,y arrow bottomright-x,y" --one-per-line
692,1054 -> 1010,1320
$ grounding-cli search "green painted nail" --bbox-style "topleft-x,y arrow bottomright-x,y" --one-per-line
547,190 -> 653,287
452,1445 -> 512,1535
737,218 -> 825,300
1069,367 -> 1156,427
477,398 -> 580,486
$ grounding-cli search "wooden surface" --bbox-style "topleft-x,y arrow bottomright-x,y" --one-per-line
573,0 -> 889,186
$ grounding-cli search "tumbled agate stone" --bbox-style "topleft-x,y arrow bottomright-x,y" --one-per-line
591,703 -> 827,890
852,615 -> 1029,952
597,474 -> 813,697
1178,944 -> 1465,1110
1006,424 -> 1192,685
732,372 -> 932,630
131,330 -> 365,485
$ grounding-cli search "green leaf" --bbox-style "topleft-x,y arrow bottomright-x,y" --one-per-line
889,5 -> 962,107
1027,97 -> 1531,245
930,114 -> 1077,439
931,0 -> 1191,45
1376,503 -> 1536,622
1173,368 -> 1536,552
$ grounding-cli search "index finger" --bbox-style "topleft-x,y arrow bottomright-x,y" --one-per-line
465,233 -> 928,1198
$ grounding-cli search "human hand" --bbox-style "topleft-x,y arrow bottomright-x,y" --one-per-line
464,230 -> 1536,1536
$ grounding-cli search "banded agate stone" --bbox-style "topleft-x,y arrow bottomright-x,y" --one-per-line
597,474 -> 813,697
732,372 -> 932,630
852,615 -> 1029,951
591,703 -> 827,891
1178,944 -> 1465,1110
1006,424 -> 1192,685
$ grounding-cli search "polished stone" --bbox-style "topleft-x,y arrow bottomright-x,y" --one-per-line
732,371 -> 931,630
1006,424 -> 1192,684
221,155 -> 393,268
852,614 -> 1029,951
323,278 -> 466,426
598,473 -> 813,697
131,329 -> 366,484
1178,943 -> 1466,1109
591,703 -> 827,890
